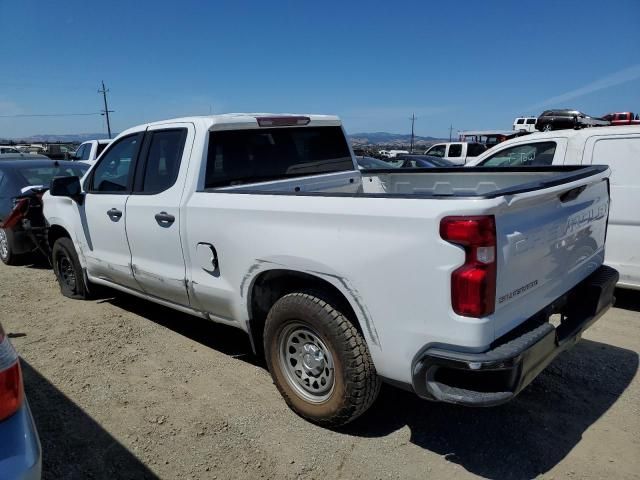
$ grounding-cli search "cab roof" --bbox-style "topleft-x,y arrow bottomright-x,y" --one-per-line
119,113 -> 342,137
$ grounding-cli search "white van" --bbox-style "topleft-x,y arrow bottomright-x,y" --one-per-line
467,125 -> 640,290
513,117 -> 537,132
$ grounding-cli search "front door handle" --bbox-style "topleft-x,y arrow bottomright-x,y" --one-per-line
155,211 -> 175,227
107,208 -> 122,221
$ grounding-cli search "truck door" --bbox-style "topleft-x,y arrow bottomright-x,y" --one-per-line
125,123 -> 194,306
81,133 -> 143,290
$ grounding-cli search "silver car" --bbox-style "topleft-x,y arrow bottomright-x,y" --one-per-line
0,322 -> 41,479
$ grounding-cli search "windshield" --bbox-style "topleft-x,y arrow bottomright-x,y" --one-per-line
16,164 -> 89,187
357,157 -> 394,169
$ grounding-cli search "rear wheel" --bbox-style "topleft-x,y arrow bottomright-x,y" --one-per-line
0,229 -> 22,266
52,237 -> 90,299
264,291 -> 380,427
542,123 -> 553,132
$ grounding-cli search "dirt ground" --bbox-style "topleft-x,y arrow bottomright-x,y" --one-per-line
1,261 -> 638,480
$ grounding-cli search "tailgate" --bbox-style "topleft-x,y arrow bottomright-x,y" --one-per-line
492,168 -> 610,339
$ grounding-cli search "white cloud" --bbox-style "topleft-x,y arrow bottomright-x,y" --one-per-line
525,64 -> 640,112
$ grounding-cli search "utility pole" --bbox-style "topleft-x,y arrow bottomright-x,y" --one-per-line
98,80 -> 114,139
449,124 -> 454,142
410,113 -> 415,153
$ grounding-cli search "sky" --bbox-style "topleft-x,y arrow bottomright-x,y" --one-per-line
1,0 -> 639,139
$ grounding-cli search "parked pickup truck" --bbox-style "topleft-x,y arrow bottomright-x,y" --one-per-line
423,142 -> 486,165
43,113 -> 617,426
71,139 -> 113,164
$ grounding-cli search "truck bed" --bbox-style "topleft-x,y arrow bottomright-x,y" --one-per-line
212,165 -> 607,198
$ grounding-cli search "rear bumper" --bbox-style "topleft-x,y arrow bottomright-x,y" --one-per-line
411,265 -> 619,406
0,399 -> 42,480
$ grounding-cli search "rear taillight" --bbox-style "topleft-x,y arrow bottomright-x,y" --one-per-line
440,216 -> 497,317
0,324 -> 23,421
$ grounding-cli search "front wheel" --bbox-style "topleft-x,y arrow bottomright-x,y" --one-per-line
52,237 -> 90,299
264,292 -> 381,427
542,123 -> 553,132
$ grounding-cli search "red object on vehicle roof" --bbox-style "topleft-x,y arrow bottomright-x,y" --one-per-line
601,112 -> 640,126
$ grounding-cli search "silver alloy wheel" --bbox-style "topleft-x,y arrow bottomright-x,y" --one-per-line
278,323 -> 335,403
0,229 -> 9,260
543,124 -> 552,131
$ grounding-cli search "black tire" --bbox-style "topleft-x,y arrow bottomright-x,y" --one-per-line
264,291 -> 381,427
0,228 -> 22,266
52,237 -> 90,299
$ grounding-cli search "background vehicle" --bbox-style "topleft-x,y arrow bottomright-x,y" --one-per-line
513,117 -> 537,132
0,153 -> 50,161
388,154 -> 456,168
536,109 -> 610,132
0,146 -> 20,154
602,112 -> 640,126
0,321 -> 42,479
355,156 -> 395,170
423,142 -> 486,165
0,158 -> 88,265
45,113 -> 615,426
43,144 -> 75,160
467,125 -> 640,289
71,139 -> 112,164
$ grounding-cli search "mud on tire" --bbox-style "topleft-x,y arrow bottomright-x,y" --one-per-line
264,291 -> 381,427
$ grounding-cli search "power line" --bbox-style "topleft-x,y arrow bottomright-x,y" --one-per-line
0,112 -> 101,118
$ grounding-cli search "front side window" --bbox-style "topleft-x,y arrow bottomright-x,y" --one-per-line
81,144 -> 92,160
140,129 -> 186,193
426,145 -> 446,157
205,126 -> 352,188
448,144 -> 462,157
526,118 -> 536,125
90,134 -> 140,193
479,142 -> 557,167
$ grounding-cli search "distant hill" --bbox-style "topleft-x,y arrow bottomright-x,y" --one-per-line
2,133 -> 113,144
348,132 -> 448,146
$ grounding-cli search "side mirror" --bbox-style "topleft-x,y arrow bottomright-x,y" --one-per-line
50,176 -> 84,204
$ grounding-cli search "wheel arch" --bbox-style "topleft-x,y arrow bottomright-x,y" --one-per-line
246,268 -> 379,355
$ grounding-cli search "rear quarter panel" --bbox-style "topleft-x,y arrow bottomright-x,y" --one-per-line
183,191 -> 505,384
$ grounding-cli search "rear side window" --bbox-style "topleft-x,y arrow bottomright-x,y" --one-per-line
205,126 -> 352,188
90,134 -> 140,193
448,144 -> 462,157
479,142 -> 557,167
516,119 -> 525,124
140,129 -> 186,193
96,142 -> 109,158
467,143 -> 486,157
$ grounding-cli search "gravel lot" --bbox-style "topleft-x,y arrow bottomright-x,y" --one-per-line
1,261 -> 639,480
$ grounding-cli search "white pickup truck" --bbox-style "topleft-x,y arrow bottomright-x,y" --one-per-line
71,139 -> 112,164
43,113 -> 617,426
423,142 -> 487,165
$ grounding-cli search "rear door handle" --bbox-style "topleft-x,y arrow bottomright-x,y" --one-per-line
155,211 -> 175,227
107,208 -> 122,221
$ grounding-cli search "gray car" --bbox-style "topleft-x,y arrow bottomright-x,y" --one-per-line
0,322 -> 41,479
